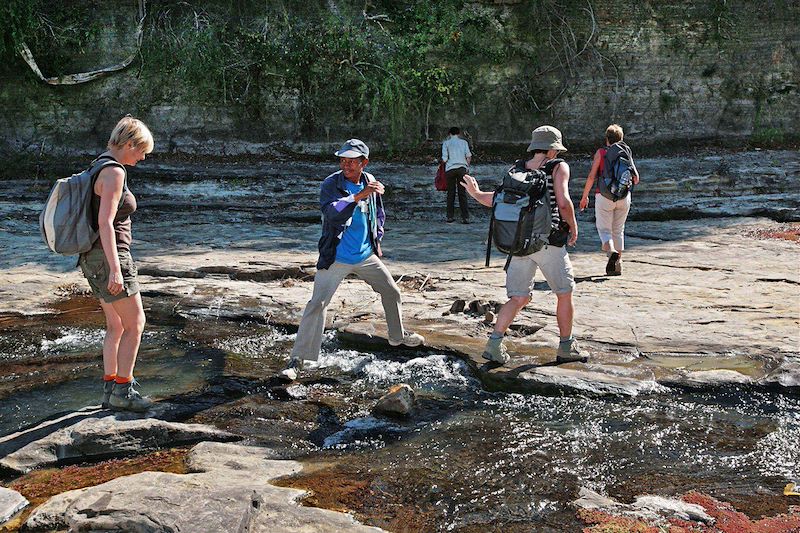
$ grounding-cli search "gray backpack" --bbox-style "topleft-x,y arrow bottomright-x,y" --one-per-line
40,156 -> 125,255
485,158 -> 568,267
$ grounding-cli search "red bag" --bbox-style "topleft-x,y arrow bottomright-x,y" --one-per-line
434,162 -> 447,191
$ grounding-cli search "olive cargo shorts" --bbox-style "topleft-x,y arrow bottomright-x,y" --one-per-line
79,247 -> 141,303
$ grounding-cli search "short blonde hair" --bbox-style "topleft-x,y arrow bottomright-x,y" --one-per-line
605,124 -> 624,144
108,116 -> 154,153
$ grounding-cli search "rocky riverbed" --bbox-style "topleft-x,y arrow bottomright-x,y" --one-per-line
0,149 -> 798,531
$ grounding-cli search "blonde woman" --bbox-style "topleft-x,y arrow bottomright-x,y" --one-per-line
79,116 -> 154,411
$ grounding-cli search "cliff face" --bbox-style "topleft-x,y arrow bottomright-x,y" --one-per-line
0,0 -> 797,160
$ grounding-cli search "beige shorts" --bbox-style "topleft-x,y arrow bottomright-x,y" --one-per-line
505,244 -> 575,297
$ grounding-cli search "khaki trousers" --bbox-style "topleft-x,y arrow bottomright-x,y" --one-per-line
290,255 -> 405,361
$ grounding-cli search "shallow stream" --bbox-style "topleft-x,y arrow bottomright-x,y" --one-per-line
1,300 -> 797,531
1,152 -> 798,530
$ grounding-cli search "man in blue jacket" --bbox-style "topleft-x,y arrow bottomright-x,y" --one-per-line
279,139 -> 425,381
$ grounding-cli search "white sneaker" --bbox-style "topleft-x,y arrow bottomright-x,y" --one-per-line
388,331 -> 425,347
277,358 -> 303,381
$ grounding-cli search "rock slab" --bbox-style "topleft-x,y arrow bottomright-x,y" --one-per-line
574,487 -> 714,525
516,367 -> 667,397
0,416 -> 238,474
25,441 -> 384,532
0,487 -> 28,525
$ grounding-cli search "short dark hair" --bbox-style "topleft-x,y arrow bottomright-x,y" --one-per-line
449,127 -> 460,135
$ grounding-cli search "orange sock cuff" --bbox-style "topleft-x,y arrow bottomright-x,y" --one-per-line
114,375 -> 132,384
103,374 -> 117,382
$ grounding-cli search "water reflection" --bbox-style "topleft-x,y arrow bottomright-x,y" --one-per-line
0,307 -> 797,530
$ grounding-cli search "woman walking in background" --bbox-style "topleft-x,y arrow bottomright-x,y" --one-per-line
579,124 -> 640,276
79,116 -> 154,412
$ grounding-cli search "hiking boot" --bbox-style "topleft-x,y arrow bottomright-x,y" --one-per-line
556,339 -> 589,364
109,380 -> 153,412
606,252 -> 621,276
460,218 -> 470,224
278,358 -> 303,382
482,336 -> 510,365
446,218 -> 456,223
388,332 -> 425,347
101,380 -> 114,409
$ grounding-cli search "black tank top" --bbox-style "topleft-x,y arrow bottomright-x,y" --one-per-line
90,156 -> 137,252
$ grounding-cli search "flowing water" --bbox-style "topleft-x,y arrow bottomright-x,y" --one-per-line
1,303 -> 797,531
1,154 -> 798,530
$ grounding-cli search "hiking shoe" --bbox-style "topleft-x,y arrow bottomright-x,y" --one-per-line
606,252 -> 621,276
388,332 -> 425,347
556,339 -> 589,364
101,380 -> 114,409
278,358 -> 303,382
109,380 -> 153,412
446,218 -> 456,223
482,336 -> 510,365
461,218 -> 470,224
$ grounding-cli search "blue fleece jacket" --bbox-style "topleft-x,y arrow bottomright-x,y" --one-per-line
317,170 -> 385,270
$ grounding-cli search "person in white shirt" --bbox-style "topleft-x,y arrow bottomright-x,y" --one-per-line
441,127 -> 472,223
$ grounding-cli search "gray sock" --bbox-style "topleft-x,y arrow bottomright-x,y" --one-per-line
490,332 -> 504,340
559,336 -> 574,345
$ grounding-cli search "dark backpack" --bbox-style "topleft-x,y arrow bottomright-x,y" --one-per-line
485,158 -> 568,267
599,141 -> 635,201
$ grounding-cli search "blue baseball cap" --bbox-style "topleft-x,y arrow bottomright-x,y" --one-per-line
334,139 -> 369,159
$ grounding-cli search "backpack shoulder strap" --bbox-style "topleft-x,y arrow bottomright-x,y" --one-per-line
89,157 -> 128,207
541,158 -> 565,175
90,156 -> 127,181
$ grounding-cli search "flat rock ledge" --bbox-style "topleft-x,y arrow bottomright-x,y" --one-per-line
0,487 -> 28,525
513,367 -> 668,397
574,487 -> 714,526
339,322 -> 794,396
25,441 -> 384,533
0,416 -> 238,474
761,356 -> 800,388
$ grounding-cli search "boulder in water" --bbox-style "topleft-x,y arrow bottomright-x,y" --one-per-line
373,384 -> 416,417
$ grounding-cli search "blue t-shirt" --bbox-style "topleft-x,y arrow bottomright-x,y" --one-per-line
335,180 -> 374,264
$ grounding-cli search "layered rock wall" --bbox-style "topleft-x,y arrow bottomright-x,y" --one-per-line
0,0 -> 796,160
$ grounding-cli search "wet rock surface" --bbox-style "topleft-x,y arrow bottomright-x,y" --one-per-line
373,384 -> 416,417
574,487 -> 715,524
575,487 -> 800,532
0,417 -> 238,474
0,487 -> 28,525
24,441 -> 384,533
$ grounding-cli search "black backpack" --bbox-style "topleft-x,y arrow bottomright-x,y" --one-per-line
599,141 -> 635,201
485,158 -> 569,267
